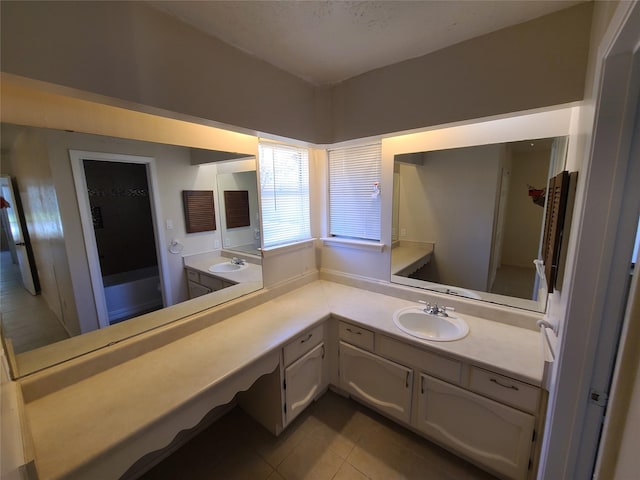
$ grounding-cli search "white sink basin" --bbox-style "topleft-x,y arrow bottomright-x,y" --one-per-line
208,262 -> 248,273
392,306 -> 469,341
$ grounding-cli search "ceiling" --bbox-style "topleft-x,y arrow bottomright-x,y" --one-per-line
149,0 -> 585,86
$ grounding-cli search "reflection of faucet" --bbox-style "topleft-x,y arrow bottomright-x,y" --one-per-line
231,257 -> 245,265
423,303 -> 450,317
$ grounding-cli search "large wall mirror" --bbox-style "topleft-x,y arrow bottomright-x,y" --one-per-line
0,123 -> 263,378
391,136 -> 568,312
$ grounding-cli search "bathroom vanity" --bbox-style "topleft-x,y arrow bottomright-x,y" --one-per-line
183,252 -> 262,299
13,278 -> 545,480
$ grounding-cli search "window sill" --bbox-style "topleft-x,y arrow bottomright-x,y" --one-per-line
321,237 -> 385,252
261,239 -> 315,258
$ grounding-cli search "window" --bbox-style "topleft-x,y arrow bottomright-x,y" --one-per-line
329,143 -> 382,241
258,142 -> 311,248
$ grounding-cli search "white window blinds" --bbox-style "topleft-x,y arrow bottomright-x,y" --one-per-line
329,143 -> 382,241
259,142 -> 311,248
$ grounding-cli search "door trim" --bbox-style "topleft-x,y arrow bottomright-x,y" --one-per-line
69,150 -> 168,328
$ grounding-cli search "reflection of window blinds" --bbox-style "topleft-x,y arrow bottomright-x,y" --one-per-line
259,142 -> 311,248
329,143 -> 381,241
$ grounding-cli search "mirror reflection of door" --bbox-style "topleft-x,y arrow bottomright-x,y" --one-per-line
0,175 -> 39,295
81,159 -> 164,326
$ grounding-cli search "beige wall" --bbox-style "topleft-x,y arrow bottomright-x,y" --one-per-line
1,1 -> 592,144
0,1 -> 326,143
330,3 -> 592,142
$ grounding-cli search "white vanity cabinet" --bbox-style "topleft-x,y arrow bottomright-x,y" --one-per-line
282,324 -> 327,426
284,342 -> 325,424
416,374 -> 535,480
337,321 -> 542,480
339,341 -> 413,424
238,323 -> 327,434
186,268 -> 235,298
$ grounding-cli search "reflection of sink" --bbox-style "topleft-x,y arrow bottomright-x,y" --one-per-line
208,262 -> 248,273
392,306 -> 469,341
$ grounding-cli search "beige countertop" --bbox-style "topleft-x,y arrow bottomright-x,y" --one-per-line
391,243 -> 434,275
22,280 -> 543,480
183,252 -> 263,285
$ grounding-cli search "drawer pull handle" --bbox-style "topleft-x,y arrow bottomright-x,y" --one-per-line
300,333 -> 313,343
405,371 -> 410,388
490,378 -> 519,391
321,345 -> 325,359
346,328 -> 362,335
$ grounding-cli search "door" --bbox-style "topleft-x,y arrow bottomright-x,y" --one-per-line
417,374 -> 535,480
70,151 -> 167,328
0,175 -> 39,295
339,341 -> 413,424
284,342 -> 325,425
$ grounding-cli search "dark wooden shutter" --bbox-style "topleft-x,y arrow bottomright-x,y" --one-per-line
542,171 -> 570,293
182,190 -> 216,233
224,190 -> 250,228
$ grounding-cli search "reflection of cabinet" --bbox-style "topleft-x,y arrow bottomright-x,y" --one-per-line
337,320 -> 542,480
186,268 -> 235,299
339,341 -> 413,424
417,374 -> 535,480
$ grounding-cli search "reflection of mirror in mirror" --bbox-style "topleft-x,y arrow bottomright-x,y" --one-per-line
216,162 -> 261,256
391,137 -> 567,312
0,123 -> 263,377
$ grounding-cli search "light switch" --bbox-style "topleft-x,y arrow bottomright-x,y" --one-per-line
166,219 -> 173,230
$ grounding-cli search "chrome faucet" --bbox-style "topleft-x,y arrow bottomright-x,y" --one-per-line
423,303 -> 450,317
231,257 -> 245,265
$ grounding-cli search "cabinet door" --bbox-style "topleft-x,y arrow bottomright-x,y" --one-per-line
416,374 -> 535,480
187,280 -> 211,299
284,342 -> 325,425
339,341 -> 413,424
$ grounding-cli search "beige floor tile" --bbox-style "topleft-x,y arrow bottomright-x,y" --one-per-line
333,462 -> 371,480
267,471 -> 287,480
140,392 -> 498,480
276,438 -> 345,480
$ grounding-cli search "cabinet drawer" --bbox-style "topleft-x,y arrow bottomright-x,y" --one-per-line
469,367 -> 540,413
186,269 -> 199,282
338,322 -> 374,351
283,324 -> 324,366
376,335 -> 461,385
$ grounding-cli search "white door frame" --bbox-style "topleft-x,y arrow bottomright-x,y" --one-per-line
539,3 -> 640,479
70,150 -> 169,328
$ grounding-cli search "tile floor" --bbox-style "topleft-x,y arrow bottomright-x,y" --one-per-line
0,250 -> 69,353
140,391 -> 497,480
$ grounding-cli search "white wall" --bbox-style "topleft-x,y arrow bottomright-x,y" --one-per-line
397,145 -> 502,291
